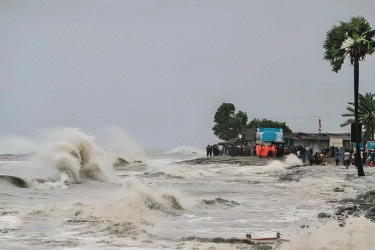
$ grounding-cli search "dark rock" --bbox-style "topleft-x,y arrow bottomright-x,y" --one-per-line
318,213 -> 331,219
278,172 -> 302,182
230,200 -> 241,205
113,157 -> 129,167
202,198 -> 240,206
215,198 -> 230,204
335,202 -> 360,218
333,187 -> 344,192
336,190 -> 375,222
212,237 -> 226,243
343,203 -> 357,210
142,172 -> 165,178
202,199 -> 215,205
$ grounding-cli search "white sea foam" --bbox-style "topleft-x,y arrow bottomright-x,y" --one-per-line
262,160 -> 287,174
210,161 -> 286,177
0,215 -> 21,230
177,241 -> 238,250
164,146 -> 205,156
284,154 -> 303,166
98,178 -> 184,226
91,127 -> 145,163
280,216 -> 375,250
25,178 -> 68,190
148,161 -> 215,179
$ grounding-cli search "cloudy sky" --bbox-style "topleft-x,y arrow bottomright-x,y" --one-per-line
2,0 -> 375,152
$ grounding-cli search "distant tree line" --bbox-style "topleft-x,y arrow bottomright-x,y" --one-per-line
212,103 -> 292,141
247,118 -> 292,133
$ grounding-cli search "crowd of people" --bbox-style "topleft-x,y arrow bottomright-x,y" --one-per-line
206,142 -> 375,169
334,149 -> 375,169
206,143 -> 320,162
205,142 -> 374,167
205,143 -> 251,157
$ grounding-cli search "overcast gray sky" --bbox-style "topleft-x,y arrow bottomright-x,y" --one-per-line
2,0 -> 375,152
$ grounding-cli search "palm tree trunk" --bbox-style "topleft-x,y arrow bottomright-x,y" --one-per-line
354,57 -> 365,176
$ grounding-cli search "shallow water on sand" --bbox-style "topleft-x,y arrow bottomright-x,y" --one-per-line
1,148 -> 375,249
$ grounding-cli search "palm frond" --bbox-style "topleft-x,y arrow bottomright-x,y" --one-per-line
341,118 -> 355,127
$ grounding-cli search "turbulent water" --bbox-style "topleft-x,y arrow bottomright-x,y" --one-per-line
1,128 -> 375,250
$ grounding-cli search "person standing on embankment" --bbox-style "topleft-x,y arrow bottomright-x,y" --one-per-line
343,150 -> 351,169
335,150 -> 341,166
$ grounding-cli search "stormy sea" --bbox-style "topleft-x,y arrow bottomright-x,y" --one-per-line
1,127 -> 375,250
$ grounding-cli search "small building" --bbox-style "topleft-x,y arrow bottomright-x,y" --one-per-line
284,132 -> 352,153
241,128 -> 256,147
241,127 -> 284,147
227,129 -> 353,154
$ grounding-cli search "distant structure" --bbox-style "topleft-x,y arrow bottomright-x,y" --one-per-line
256,127 -> 283,143
241,127 -> 284,146
241,130 -> 353,153
283,132 -> 352,153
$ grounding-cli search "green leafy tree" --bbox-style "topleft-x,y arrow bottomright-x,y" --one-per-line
341,92 -> 375,141
247,118 -> 292,133
235,111 -> 248,127
212,103 -> 248,141
323,16 -> 375,176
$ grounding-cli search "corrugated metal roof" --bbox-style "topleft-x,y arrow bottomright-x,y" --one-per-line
284,132 -> 349,141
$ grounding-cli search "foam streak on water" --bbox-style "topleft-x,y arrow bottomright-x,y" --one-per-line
1,129 -> 375,249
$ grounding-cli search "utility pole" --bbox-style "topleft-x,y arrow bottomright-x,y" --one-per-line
318,119 -> 321,152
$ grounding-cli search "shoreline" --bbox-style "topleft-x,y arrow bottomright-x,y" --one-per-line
179,154 -> 339,166
179,155 -> 375,226
178,155 -> 280,166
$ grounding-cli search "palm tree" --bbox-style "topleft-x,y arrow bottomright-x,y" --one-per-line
341,93 -> 375,143
324,16 -> 375,176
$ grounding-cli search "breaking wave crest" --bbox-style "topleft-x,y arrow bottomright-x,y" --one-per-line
29,128 -> 125,188
164,146 -> 205,156
88,179 -> 184,234
258,160 -> 287,175
112,179 -> 184,213
284,154 -> 303,166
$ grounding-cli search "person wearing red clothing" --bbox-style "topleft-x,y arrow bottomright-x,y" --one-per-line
255,144 -> 261,156
261,145 -> 268,158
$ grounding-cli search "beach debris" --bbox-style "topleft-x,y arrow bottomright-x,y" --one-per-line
245,232 -> 281,243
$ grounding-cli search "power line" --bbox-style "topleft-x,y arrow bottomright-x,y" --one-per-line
267,114 -> 344,120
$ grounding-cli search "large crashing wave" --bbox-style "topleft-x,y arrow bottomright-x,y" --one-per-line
32,128 -> 111,185
0,127 -> 145,189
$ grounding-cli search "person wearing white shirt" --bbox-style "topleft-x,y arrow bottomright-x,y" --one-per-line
343,150 -> 351,169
